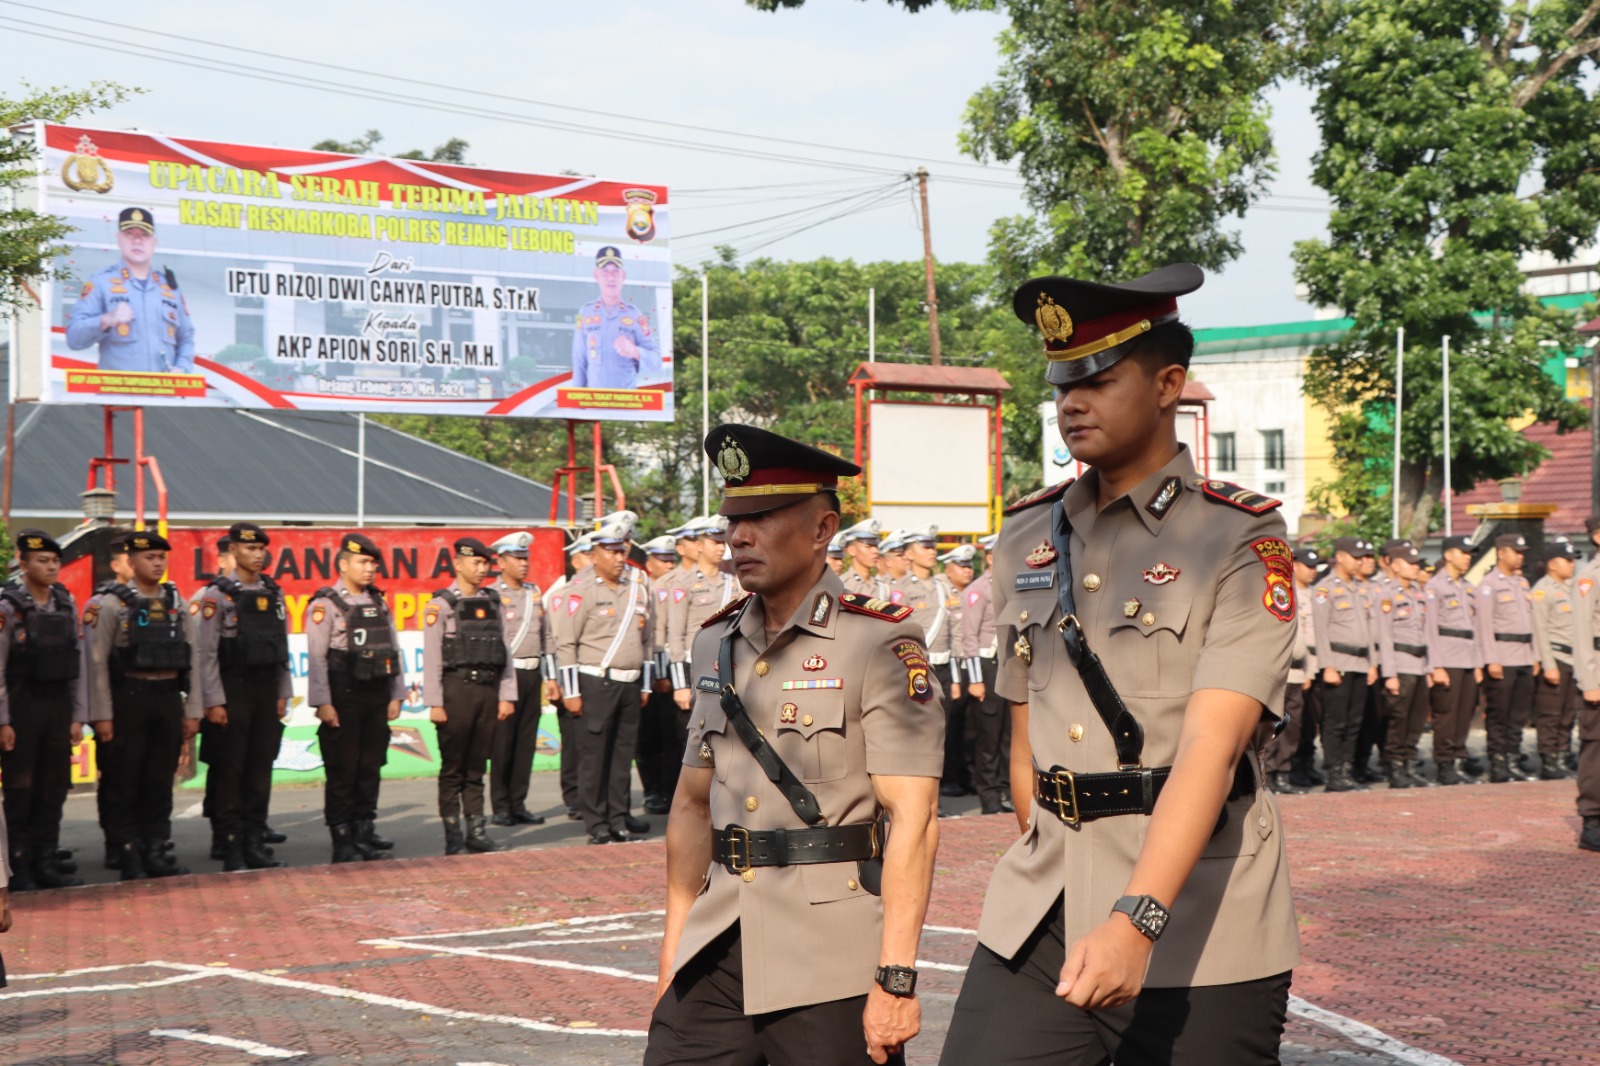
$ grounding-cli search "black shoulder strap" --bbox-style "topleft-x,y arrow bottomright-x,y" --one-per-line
212,575 -> 243,599
110,584 -> 141,608
717,602 -> 826,827
1050,499 -> 1145,768
0,587 -> 29,617
259,573 -> 282,595
311,585 -> 338,602
434,587 -> 459,606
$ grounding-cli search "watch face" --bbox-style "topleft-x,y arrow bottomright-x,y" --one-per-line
1134,898 -> 1170,938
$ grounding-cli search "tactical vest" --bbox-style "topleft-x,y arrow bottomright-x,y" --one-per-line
2,585 -> 80,685
315,585 -> 401,682
110,583 -> 191,673
436,587 -> 508,672
212,574 -> 291,672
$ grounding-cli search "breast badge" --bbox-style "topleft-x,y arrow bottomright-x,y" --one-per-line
699,740 -> 714,766
780,703 -> 798,724
1025,542 -> 1058,569
1142,563 -> 1181,585
803,655 -> 827,671
1014,633 -> 1032,665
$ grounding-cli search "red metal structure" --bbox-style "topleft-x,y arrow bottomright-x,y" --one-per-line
548,420 -> 624,526
86,406 -> 169,535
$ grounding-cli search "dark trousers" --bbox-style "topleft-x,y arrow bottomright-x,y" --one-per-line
0,680 -> 74,852
573,674 -> 639,836
1428,667 -> 1478,763
1320,670 -> 1370,771
1483,664 -> 1535,757
101,679 -> 184,848
318,678 -> 392,826
939,662 -> 971,791
971,657 -> 1009,809
1262,682 -> 1304,774
646,924 -> 899,1066
1354,681 -> 1384,767
1533,661 -> 1578,758
1292,681 -> 1322,769
210,669 -> 284,837
636,683 -> 665,800
1381,674 -> 1430,764
555,704 -> 580,809
436,674 -> 498,819
657,691 -> 691,805
490,668 -> 542,816
941,903 -> 1290,1065
1577,699 -> 1600,818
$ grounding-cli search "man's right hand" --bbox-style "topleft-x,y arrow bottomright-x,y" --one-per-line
92,721 -> 113,744
1487,663 -> 1505,681
429,706 -> 447,724
1432,668 -> 1450,688
316,704 -> 340,729
1384,677 -> 1400,696
103,302 -> 134,331
564,696 -> 583,716
1322,667 -> 1341,687
0,725 -> 14,752
673,689 -> 692,711
205,705 -> 228,727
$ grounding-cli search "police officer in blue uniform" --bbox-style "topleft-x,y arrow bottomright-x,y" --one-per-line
65,207 -> 196,374
570,246 -> 661,390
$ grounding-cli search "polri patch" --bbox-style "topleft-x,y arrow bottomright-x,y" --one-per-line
1015,572 -> 1055,591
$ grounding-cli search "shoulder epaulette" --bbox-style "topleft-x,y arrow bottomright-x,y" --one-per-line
701,594 -> 750,629
1195,478 -> 1282,515
839,592 -> 913,623
1004,479 -> 1074,516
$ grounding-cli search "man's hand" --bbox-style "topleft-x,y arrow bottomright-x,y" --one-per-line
614,335 -> 640,361
1366,665 -> 1379,686
673,688 -> 692,711
0,725 -> 14,752
205,705 -> 228,727
863,987 -> 921,1064
1385,677 -> 1400,696
1584,688 -> 1600,704
276,698 -> 288,720
497,701 -> 515,721
543,680 -> 560,704
949,682 -> 961,701
92,721 -> 113,744
103,302 -> 133,331
1475,667 -> 1485,684
1057,915 -> 1156,1010
0,887 -> 10,933
565,696 -> 583,716
1487,663 -> 1505,681
429,706 -> 447,724
1323,667 -> 1341,687
1432,667 -> 1450,688
316,704 -> 340,729
182,718 -> 201,742
1544,668 -> 1561,686
640,689 -> 651,707
968,682 -> 986,701
1302,678 -> 1313,691
386,700 -> 402,721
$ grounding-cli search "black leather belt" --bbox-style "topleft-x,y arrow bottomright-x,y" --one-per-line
1553,642 -> 1573,655
1394,642 -> 1426,657
1593,637 -> 1600,652
1495,633 -> 1533,644
1329,642 -> 1370,658
1439,627 -> 1473,640
713,822 -> 878,873
1290,656 -> 1306,670
1033,766 -> 1172,825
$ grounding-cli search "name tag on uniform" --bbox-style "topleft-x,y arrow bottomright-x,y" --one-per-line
696,675 -> 721,693
1014,572 -> 1055,591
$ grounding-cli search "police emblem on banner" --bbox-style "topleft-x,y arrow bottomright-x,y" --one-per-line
62,134 -> 114,193
622,188 -> 658,243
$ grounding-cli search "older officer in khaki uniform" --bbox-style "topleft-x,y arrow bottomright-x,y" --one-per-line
648,424 -> 943,1066
1478,533 -> 1537,782
553,520 -> 656,845
1531,536 -> 1580,780
1374,545 -> 1432,789
488,531 -> 557,826
1569,553 -> 1600,851
1313,538 -> 1379,792
1426,535 -> 1483,784
940,264 -> 1298,1066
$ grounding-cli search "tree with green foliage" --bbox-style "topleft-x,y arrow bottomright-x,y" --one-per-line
1,81 -> 140,316
1293,0 -> 1600,541
312,130 -> 469,164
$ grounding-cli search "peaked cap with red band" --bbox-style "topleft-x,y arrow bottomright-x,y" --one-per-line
706,423 -> 860,518
1013,263 -> 1205,386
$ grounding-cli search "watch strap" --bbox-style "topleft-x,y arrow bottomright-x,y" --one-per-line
1112,894 -> 1170,941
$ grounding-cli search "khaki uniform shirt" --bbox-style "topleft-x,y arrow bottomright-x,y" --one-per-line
840,567 -> 887,599
1312,573 -> 1373,674
1531,575 -> 1577,670
651,568 -> 685,655
1424,570 -> 1479,670
889,571 -> 968,673
1572,573 -> 1600,690
959,571 -> 996,680
422,581 -> 517,706
668,567 -> 739,667
1375,582 -> 1427,677
195,575 -> 293,708
86,583 -> 203,719
1289,583 -> 1315,685
305,586 -> 407,705
492,578 -> 552,664
0,586 -> 91,726
979,451 -> 1299,987
1477,569 -> 1536,668
551,568 -> 655,680
675,568 -> 945,1014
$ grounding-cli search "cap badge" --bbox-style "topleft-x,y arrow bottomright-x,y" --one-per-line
717,438 -> 751,484
346,539 -> 361,553
1035,293 -> 1074,344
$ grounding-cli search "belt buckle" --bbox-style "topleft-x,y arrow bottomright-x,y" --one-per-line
1057,613 -> 1080,635
1047,769 -> 1080,827
726,826 -> 751,875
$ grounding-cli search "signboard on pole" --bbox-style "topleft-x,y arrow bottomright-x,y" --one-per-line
20,123 -> 673,420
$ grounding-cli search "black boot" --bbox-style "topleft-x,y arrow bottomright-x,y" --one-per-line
1463,755 -> 1486,777
1581,816 -> 1600,852
1566,750 -> 1580,772
1355,761 -> 1386,784
442,817 -> 466,856
330,823 -> 361,864
1268,771 -> 1307,795
1324,767 -> 1362,792
464,815 -> 503,853
104,842 -> 122,870
624,814 -> 651,834
1539,754 -> 1570,780
351,822 -> 391,862
8,846 -> 37,892
1489,753 -> 1512,783
33,856 -> 83,888
243,832 -> 286,869
1506,753 -> 1532,781
358,820 -> 394,850
1406,763 -> 1432,787
221,833 -> 249,873
118,842 -> 147,882
44,843 -> 77,876
1287,762 -> 1314,789
144,841 -> 189,878
1385,763 -> 1411,789
1436,760 -> 1462,785
210,831 -> 227,862
262,825 -> 287,845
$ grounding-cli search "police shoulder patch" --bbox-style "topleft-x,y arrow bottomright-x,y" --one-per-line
1004,479 -> 1074,516
1197,480 -> 1282,515
701,594 -> 751,629
839,593 -> 913,623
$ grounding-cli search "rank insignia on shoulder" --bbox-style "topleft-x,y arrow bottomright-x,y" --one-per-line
701,594 -> 750,628
1004,478 -> 1073,516
840,593 -> 913,622
1199,480 -> 1282,515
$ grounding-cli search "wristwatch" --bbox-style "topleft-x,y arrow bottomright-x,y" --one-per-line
874,964 -> 918,997
1111,894 -> 1171,941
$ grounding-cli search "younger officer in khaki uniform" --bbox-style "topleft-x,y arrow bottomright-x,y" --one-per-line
839,518 -> 886,598
423,538 -> 517,855
960,534 -> 1012,814
307,533 -> 405,863
1426,535 -> 1483,784
488,531 -> 557,826
892,528 -> 968,801
1569,553 -> 1600,851
87,531 -> 202,880
0,533 -> 90,890
196,522 -> 291,872
641,535 -> 684,815
1478,533 -> 1536,782
1375,545 -> 1432,789
553,521 -> 656,845
941,264 -> 1298,1065
1262,547 -> 1319,794
648,424 -> 944,1066
1313,538 -> 1379,792
1531,536 -> 1580,780
668,521 -> 739,700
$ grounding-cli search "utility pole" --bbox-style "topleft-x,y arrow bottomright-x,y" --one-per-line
916,167 -> 942,366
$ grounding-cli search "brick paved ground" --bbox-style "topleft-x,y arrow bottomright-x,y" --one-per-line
3,777 -> 1596,1064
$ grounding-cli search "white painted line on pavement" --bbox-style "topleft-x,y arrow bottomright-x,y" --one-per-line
7,962 -> 168,981
370,909 -> 665,942
150,1029 -> 305,1059
0,970 -> 220,1000
490,933 -> 661,948
1288,996 -> 1463,1066
365,939 -> 656,983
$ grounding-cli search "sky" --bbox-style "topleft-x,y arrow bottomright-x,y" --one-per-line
0,0 -> 1332,330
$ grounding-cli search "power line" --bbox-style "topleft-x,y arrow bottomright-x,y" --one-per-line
674,180 -> 909,241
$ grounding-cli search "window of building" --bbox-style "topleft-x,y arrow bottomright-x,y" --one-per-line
1261,429 -> 1286,471
1213,432 -> 1237,473
1265,481 -> 1286,495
